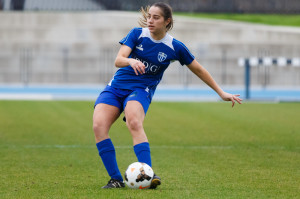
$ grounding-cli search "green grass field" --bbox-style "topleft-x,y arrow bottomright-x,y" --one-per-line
175,13 -> 300,27
0,100 -> 299,198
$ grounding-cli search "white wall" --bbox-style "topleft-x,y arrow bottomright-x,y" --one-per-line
0,11 -> 300,87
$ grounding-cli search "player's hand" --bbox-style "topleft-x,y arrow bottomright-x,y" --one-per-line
129,59 -> 145,75
220,92 -> 242,107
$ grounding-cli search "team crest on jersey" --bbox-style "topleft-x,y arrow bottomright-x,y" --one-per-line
158,52 -> 167,62
136,44 -> 143,51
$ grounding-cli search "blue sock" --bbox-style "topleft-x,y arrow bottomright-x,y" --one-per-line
96,138 -> 123,181
134,142 -> 152,167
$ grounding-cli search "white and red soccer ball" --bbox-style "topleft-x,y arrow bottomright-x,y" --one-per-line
124,162 -> 154,189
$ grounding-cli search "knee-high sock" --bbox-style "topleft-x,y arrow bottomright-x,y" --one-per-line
96,138 -> 123,181
134,142 -> 152,167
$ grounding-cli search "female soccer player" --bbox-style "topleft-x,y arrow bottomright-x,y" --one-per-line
93,2 -> 242,189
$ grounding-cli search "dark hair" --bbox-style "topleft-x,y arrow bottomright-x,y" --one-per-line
139,2 -> 173,32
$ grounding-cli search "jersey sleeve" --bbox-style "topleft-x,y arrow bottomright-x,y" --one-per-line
174,39 -> 195,66
119,27 -> 141,49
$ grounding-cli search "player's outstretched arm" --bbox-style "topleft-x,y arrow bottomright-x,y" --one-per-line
187,59 -> 242,107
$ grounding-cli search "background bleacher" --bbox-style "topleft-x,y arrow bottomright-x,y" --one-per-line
0,0 -> 300,90
2,0 -> 300,13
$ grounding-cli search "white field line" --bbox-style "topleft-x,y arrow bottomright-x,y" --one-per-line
2,145 -> 298,150
3,144 -> 233,150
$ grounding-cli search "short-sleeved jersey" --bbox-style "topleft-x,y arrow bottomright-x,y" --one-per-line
109,27 -> 195,99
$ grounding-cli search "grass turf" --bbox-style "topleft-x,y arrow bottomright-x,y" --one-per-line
0,100 -> 299,198
175,13 -> 300,27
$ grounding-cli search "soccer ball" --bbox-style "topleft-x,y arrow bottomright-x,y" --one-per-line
124,162 -> 154,189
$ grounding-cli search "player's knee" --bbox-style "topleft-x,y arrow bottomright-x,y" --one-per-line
93,120 -> 109,135
126,118 -> 143,132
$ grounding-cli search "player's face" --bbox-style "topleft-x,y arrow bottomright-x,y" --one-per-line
147,6 -> 170,35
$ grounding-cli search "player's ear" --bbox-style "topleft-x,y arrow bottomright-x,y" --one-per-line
165,18 -> 171,28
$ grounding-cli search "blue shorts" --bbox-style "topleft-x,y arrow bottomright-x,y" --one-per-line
94,85 -> 152,114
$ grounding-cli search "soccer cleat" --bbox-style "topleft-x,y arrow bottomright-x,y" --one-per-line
149,174 -> 161,189
102,178 -> 125,189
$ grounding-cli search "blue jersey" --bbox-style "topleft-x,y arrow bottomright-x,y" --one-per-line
109,27 -> 195,98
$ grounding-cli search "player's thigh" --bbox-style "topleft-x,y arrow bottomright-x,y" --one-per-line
124,101 -> 145,124
93,103 -> 121,129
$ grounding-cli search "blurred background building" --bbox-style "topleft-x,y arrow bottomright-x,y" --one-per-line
0,0 -> 300,100
2,0 -> 300,13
